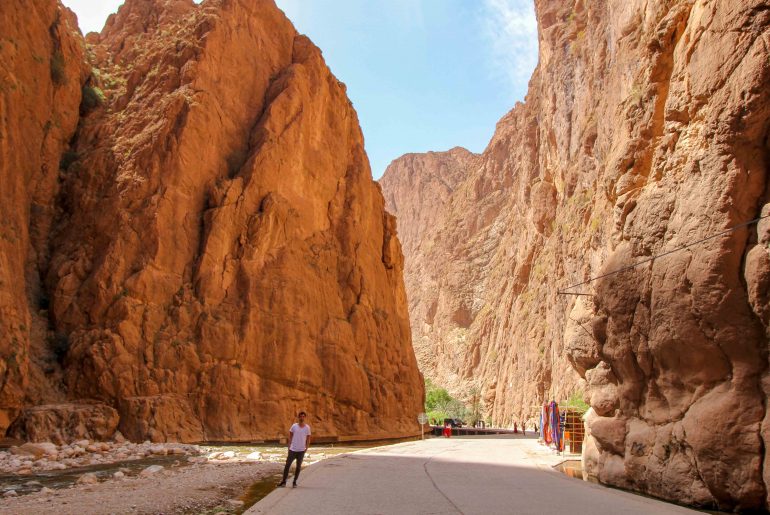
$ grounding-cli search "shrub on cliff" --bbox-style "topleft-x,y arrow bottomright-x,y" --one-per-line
81,85 -> 105,113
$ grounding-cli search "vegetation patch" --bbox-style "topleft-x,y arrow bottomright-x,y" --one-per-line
81,85 -> 106,112
565,390 -> 590,413
424,378 -> 470,424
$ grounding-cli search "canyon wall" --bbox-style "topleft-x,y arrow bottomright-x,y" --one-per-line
381,0 -> 770,510
0,0 -> 423,444
0,1 -> 89,430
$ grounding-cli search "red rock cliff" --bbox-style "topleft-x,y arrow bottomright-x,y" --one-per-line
0,1 -> 88,430
381,0 -> 770,509
1,0 -> 423,444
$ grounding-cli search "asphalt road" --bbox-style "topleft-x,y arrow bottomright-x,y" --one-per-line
247,434 -> 698,515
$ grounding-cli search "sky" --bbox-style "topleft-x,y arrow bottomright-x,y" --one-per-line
61,0 -> 538,179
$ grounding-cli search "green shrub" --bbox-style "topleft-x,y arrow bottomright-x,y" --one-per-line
565,390 -> 590,413
81,85 -> 106,112
424,379 -> 469,421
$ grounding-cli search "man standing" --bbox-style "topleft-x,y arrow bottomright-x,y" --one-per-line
278,411 -> 311,488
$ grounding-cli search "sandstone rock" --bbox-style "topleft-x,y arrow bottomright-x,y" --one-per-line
1,0 -> 427,445
40,487 -> 53,494
3,490 -> 18,498
113,471 -> 125,480
0,0 -> 89,434
117,395 -> 204,443
245,451 -> 262,461
76,473 -> 98,485
589,417 -> 626,456
149,444 -> 167,455
380,0 -> 770,510
7,403 -> 118,444
139,465 -> 164,477
19,442 -> 58,458
9,446 -> 36,457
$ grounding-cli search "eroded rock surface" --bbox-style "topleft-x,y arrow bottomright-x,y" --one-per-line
0,0 -> 88,433
7,403 -> 119,445
381,0 -> 770,509
1,0 -> 422,444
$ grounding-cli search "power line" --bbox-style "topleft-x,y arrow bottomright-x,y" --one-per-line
557,213 -> 770,296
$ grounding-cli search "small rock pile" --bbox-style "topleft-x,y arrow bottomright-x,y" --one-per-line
0,435 -> 200,475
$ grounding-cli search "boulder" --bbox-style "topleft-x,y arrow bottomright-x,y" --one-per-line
7,403 -> 118,445
76,473 -> 98,485
139,465 -> 164,477
19,442 -> 58,457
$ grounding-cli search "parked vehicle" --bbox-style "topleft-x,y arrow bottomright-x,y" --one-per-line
443,418 -> 464,428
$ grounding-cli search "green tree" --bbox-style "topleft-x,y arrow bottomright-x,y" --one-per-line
424,379 -> 469,423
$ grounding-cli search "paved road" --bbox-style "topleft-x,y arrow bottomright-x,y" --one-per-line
248,435 -> 697,515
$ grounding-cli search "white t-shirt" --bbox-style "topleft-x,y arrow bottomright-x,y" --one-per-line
289,423 -> 311,452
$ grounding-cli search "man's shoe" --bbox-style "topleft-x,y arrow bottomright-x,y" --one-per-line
277,481 -> 286,488
292,482 -> 297,488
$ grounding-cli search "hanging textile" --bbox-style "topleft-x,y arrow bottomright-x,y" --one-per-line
549,401 -> 561,451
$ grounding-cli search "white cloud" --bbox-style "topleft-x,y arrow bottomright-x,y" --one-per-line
480,0 -> 538,102
61,0 -> 202,34
60,0 -> 124,34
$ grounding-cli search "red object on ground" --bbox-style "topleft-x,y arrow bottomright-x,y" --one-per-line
443,426 -> 451,438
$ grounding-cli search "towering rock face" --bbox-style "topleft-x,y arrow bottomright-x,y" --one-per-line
1,0 -> 423,444
379,148 -> 481,375
0,1 -> 88,430
381,0 -> 770,509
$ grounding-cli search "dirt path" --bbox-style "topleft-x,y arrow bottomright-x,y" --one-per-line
0,461 -> 283,514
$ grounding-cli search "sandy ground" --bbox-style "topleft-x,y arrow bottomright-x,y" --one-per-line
0,461 -> 284,515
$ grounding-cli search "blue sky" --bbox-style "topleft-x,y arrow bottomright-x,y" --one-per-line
61,0 -> 537,179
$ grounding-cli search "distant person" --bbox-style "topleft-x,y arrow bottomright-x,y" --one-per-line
278,411 -> 312,488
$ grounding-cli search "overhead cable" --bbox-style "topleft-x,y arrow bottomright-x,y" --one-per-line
557,213 -> 770,296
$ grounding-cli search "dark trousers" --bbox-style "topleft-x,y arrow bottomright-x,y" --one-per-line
282,449 -> 306,483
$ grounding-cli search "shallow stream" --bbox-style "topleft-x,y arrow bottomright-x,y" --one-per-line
0,454 -> 182,495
